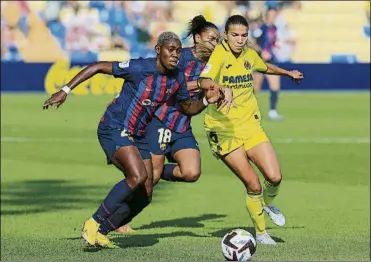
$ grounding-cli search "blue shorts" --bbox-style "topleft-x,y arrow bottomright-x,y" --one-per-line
97,126 -> 151,164
145,117 -> 199,162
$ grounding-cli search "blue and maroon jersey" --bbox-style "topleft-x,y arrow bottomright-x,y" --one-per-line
99,57 -> 190,136
255,24 -> 277,62
154,48 -> 205,133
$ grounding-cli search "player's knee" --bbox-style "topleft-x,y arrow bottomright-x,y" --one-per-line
129,172 -> 148,188
181,168 -> 201,182
265,170 -> 282,185
246,180 -> 262,193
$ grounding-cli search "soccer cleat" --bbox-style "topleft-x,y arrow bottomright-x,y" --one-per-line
81,217 -> 100,246
256,232 -> 276,245
263,204 -> 286,227
268,110 -> 284,121
95,232 -> 118,248
116,224 -> 136,234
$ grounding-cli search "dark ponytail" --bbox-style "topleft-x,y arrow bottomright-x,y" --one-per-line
225,15 -> 249,33
185,15 -> 218,43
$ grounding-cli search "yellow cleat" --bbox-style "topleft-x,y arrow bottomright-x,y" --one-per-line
116,224 -> 136,234
81,218 -> 100,246
95,232 -> 118,249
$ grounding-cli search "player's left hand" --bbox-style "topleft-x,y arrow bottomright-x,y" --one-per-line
217,87 -> 236,115
289,70 -> 304,83
43,90 -> 67,110
205,86 -> 220,104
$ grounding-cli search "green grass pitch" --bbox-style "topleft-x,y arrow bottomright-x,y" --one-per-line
1,92 -> 370,260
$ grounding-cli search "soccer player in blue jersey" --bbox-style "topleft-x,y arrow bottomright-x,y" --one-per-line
115,15 -> 220,234
149,15 -> 220,185
43,31 -> 232,247
252,8 -> 283,120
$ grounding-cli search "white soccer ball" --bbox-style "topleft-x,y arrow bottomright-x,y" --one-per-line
221,229 -> 257,261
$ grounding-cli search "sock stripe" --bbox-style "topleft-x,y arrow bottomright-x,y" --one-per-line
264,180 -> 281,187
101,203 -> 111,216
106,218 -> 115,229
247,191 -> 262,196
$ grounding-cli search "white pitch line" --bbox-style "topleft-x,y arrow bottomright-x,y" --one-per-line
1,137 -> 369,144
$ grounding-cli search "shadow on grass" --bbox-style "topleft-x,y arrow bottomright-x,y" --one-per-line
113,231 -> 207,248
2,179 -> 175,216
1,179 -> 104,215
138,213 -> 227,230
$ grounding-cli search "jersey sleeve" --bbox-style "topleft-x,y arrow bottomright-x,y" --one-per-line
175,73 -> 191,102
199,46 -> 224,81
112,59 -> 139,81
250,49 -> 268,72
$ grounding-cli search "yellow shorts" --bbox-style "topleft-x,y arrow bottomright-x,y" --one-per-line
206,126 -> 269,157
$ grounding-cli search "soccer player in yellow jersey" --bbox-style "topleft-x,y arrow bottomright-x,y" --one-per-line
198,15 -> 303,245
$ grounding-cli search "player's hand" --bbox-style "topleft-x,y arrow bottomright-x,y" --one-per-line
205,86 -> 220,104
43,90 -> 67,110
217,87 -> 236,115
289,70 -> 304,83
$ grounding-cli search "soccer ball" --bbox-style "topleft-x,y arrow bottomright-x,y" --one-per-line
221,229 -> 257,261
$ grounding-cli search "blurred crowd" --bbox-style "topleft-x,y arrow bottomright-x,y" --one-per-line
1,1 -> 369,63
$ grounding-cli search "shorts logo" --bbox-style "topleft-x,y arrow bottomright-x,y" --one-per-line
217,145 -> 222,153
118,60 -> 130,68
142,99 -> 152,106
202,64 -> 212,74
160,143 -> 167,151
244,60 -> 251,70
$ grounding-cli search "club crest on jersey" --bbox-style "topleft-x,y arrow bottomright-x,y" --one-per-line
118,60 -> 130,68
244,60 -> 251,70
142,99 -> 152,106
166,88 -> 172,94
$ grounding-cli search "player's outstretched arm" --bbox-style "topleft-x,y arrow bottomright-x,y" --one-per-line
179,87 -> 220,116
43,62 -> 113,110
262,62 -> 304,83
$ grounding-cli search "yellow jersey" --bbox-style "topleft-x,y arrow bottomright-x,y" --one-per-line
200,40 -> 267,138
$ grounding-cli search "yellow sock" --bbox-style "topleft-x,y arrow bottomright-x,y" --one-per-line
245,192 -> 266,234
263,180 -> 281,206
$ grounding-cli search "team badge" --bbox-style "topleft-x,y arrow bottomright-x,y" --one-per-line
118,60 -> 130,68
142,99 -> 151,106
166,88 -> 172,94
217,145 -> 222,153
244,60 -> 251,70
160,143 -> 167,151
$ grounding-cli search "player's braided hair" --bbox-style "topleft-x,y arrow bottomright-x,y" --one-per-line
157,31 -> 181,47
185,15 -> 218,43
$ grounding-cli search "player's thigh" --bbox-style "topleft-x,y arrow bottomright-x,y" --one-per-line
151,153 -> 166,185
221,146 -> 261,192
172,135 -> 201,177
97,127 -> 148,187
266,74 -> 280,90
253,72 -> 264,92
246,141 -> 282,184
112,145 -> 149,188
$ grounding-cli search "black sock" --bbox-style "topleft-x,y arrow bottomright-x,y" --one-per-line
92,179 -> 132,223
160,164 -> 179,181
270,90 -> 279,110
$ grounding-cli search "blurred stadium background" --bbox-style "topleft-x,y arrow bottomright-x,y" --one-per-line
1,1 -> 370,261
1,0 -> 370,63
